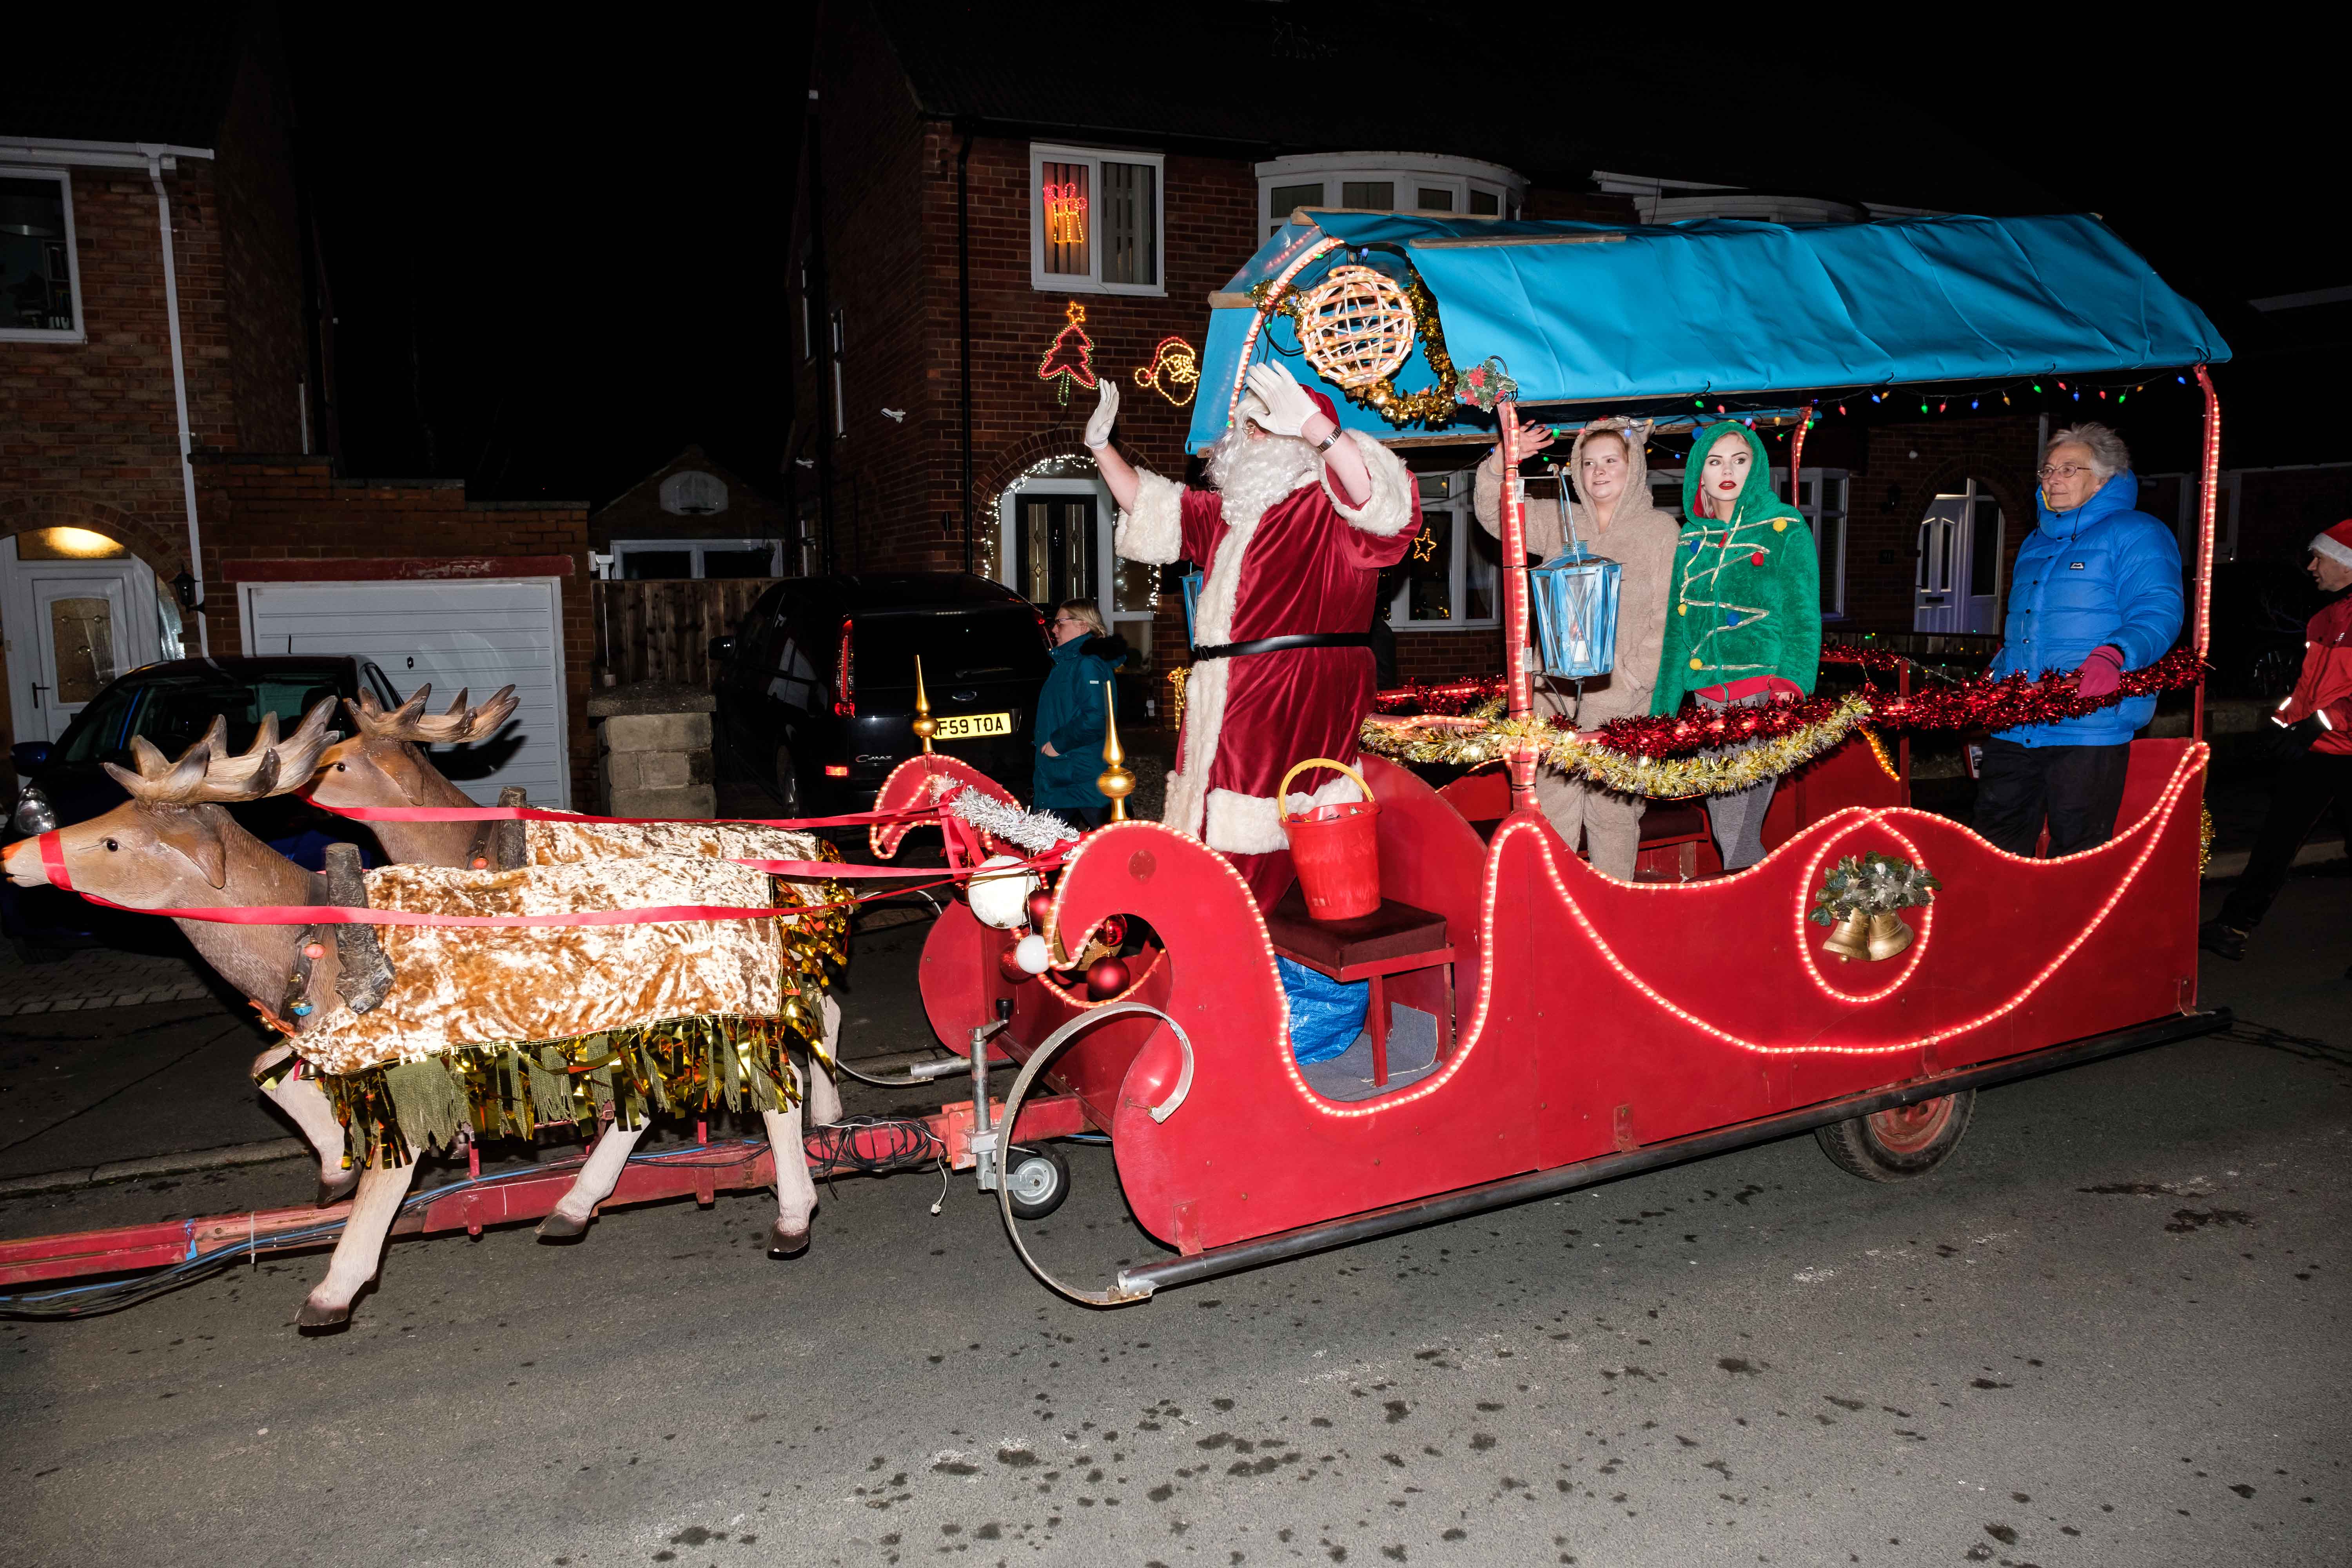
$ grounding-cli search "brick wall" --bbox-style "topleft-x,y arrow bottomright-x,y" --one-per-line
194,455 -> 595,787
213,44 -> 308,454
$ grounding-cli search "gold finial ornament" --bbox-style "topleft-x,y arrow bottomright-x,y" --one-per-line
911,654 -> 938,752
1097,682 -> 1136,822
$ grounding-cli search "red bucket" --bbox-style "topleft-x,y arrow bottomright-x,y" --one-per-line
1280,757 -> 1380,920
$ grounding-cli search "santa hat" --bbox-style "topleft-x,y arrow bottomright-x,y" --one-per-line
1238,383 -> 1341,434
2313,520 -> 2352,569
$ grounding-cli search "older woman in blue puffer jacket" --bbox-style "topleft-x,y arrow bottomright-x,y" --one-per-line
1972,422 -> 2183,857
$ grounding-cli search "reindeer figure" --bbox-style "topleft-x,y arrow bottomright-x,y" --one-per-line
310,684 -> 852,1232
5,704 -> 828,1329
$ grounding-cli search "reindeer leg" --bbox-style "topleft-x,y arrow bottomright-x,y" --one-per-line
804,992 -> 844,1127
762,1100 -> 816,1257
536,1117 -> 647,1241
253,1045 -> 356,1205
298,1151 -> 418,1330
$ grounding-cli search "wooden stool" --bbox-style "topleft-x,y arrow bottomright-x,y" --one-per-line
1263,884 -> 1454,1087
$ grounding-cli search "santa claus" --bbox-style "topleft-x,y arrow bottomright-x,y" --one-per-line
1088,362 -> 1421,907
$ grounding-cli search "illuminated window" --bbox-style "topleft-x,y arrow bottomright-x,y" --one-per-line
1388,470 -> 1500,631
1030,144 -> 1163,296
0,171 -> 83,341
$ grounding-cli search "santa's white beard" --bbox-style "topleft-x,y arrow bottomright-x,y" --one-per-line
1204,429 -> 1321,526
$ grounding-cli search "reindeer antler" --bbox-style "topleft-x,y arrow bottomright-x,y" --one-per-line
343,683 -> 518,746
104,699 -> 340,806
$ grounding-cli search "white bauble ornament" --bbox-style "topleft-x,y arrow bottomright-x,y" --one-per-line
1014,933 -> 1052,974
968,855 -> 1039,929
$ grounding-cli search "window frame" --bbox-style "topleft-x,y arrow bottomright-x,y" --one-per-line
1386,469 -> 1501,632
1254,153 -> 1525,237
1028,142 -> 1167,297
606,539 -> 783,581
0,167 -> 86,343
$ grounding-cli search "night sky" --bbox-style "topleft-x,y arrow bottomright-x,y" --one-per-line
283,15 -> 2325,498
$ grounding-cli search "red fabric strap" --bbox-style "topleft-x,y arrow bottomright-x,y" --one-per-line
305,797 -> 933,829
38,831 -> 71,892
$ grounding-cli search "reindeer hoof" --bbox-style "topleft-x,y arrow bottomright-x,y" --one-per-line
535,1210 -> 591,1243
767,1221 -> 809,1258
316,1170 -> 360,1208
296,1297 -> 352,1332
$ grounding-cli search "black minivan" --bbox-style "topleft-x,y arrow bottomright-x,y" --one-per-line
711,574 -> 1053,813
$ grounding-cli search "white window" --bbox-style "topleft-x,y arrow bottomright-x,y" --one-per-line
1387,470 -> 1500,631
1029,143 -> 1164,296
659,470 -> 729,516
1651,465 -> 1850,618
0,169 -> 85,342
1255,153 -> 1525,236
607,539 -> 783,580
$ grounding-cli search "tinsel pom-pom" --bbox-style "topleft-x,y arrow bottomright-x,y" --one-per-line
946,789 -> 1082,855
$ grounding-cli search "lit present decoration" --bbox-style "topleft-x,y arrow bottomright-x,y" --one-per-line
1042,180 -> 1089,245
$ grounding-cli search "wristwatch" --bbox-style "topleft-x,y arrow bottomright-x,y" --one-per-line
1314,427 -> 1342,453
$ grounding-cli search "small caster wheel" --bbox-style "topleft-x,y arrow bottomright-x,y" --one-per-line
1816,1089 -> 1975,1181
1005,1145 -> 1071,1220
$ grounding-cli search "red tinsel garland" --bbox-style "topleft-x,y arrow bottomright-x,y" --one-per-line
1370,646 -> 2205,760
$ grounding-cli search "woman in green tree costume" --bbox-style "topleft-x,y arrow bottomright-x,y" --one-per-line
1652,421 -> 1820,869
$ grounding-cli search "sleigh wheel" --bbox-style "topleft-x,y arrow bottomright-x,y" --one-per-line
1005,1145 -> 1071,1221
1815,1090 -> 1974,1182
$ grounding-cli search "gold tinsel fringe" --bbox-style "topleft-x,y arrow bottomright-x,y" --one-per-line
317,1010 -> 816,1171
1360,695 -> 1874,800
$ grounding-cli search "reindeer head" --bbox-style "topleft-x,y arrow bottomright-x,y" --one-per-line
1,699 -> 339,904
309,684 -> 519,813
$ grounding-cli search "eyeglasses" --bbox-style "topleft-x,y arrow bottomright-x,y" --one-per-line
2037,464 -> 2092,481
1052,615 -> 1085,626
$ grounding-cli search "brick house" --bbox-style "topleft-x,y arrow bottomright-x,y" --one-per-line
786,3 -> 2098,717
3,20 -> 592,802
592,445 -> 795,580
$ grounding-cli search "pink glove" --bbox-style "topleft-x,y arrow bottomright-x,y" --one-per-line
2074,645 -> 2124,699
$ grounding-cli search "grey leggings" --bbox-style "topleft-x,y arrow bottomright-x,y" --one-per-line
1699,692 -> 1778,871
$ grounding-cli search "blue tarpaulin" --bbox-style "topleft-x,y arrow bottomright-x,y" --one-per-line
1185,212 -> 2229,453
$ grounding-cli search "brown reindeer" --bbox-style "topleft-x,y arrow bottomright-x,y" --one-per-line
4,706 -> 827,1328
309,685 -> 851,1246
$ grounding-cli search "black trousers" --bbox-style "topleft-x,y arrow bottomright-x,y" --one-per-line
2218,750 -> 2352,931
1971,739 -> 2133,857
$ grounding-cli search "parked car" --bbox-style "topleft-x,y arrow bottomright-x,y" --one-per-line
711,574 -> 1054,813
4,657 -> 399,956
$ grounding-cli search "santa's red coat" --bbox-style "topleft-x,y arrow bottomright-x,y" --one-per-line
1117,435 -> 1421,854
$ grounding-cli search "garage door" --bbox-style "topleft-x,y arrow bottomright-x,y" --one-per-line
240,578 -> 571,807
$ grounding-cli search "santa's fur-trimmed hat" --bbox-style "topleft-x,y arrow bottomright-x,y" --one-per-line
2312,519 -> 2352,569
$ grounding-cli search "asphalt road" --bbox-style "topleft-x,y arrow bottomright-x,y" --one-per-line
2,878 -> 2346,1568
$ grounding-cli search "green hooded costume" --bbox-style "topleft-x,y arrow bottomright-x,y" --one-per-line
1650,421 -> 1821,715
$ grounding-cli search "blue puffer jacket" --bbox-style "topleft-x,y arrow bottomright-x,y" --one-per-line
1989,472 -> 2183,747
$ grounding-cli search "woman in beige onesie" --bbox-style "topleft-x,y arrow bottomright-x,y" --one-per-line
1472,416 -> 1678,878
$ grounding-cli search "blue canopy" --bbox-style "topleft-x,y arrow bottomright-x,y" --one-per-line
1184,212 -> 2229,453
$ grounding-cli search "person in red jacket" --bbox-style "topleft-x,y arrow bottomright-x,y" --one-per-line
2201,519 -> 2352,965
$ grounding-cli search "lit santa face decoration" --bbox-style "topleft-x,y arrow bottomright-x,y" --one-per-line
1133,336 -> 1200,407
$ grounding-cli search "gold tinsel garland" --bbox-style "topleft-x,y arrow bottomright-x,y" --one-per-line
2199,801 -> 2214,877
1361,694 -> 1875,799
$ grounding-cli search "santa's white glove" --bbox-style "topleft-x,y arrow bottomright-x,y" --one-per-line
1083,380 -> 1119,450
1243,362 -> 1318,438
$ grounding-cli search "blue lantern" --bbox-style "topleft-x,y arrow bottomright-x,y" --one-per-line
1528,473 -> 1620,679
1181,570 -> 1204,646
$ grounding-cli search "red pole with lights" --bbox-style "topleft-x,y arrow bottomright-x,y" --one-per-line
1495,400 -> 1537,809
2191,366 -> 2221,744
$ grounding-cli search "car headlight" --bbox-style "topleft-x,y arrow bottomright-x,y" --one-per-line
11,784 -> 57,836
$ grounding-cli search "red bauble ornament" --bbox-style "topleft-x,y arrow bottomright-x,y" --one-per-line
1085,955 -> 1131,1000
998,944 -> 1035,985
1097,914 -> 1127,948
1025,889 -> 1055,933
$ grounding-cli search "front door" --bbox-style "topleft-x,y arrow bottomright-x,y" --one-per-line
27,572 -> 130,742
1017,493 -> 1098,608
1914,482 -> 2005,634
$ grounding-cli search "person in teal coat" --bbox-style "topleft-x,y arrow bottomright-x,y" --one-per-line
1032,599 -> 1131,828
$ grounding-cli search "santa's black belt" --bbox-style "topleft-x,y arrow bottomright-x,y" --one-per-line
1190,633 -> 1375,661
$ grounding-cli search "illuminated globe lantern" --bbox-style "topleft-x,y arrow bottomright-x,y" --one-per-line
1529,542 -> 1621,681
